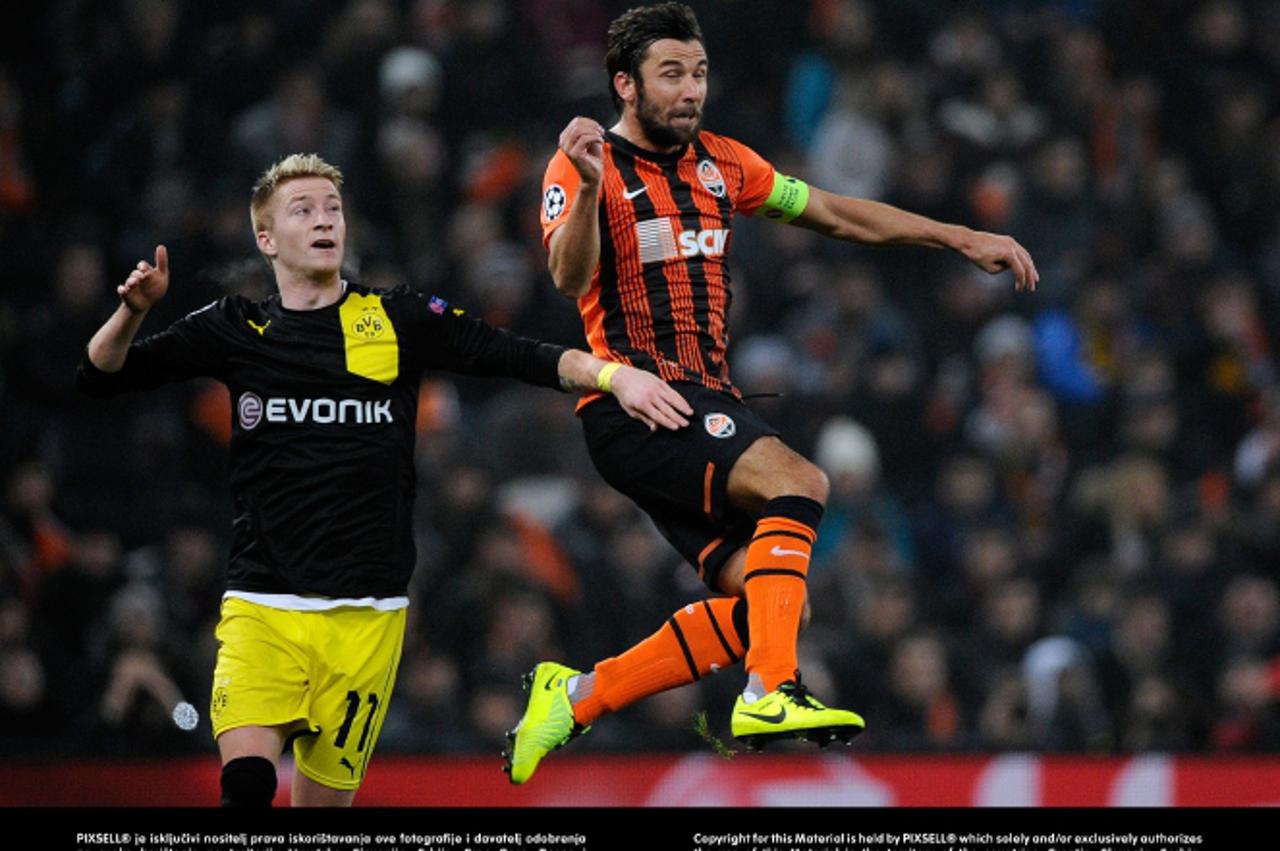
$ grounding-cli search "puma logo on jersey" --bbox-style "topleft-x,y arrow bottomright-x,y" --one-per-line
636,219 -> 730,264
247,319 -> 271,336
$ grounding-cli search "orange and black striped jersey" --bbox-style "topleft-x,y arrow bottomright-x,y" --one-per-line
541,129 -> 777,399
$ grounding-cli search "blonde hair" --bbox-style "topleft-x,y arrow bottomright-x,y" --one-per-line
249,153 -> 344,234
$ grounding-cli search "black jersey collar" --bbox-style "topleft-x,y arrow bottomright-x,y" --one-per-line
606,130 -> 691,166
268,279 -> 353,315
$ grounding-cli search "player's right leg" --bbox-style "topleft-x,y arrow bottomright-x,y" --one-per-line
720,435 -> 865,749
211,597 -> 313,807
217,725 -> 285,807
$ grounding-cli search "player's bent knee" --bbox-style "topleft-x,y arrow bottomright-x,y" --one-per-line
221,756 -> 277,807
770,460 -> 830,506
800,463 -> 830,505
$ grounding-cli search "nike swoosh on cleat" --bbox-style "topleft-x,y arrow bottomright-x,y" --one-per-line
739,707 -> 787,724
770,546 -> 809,559
622,185 -> 648,200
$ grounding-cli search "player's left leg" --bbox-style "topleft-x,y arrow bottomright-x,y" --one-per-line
289,605 -> 407,805
505,595 -> 748,784
292,772 -> 357,806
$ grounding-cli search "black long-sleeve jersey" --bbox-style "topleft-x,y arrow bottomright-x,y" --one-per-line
77,282 -> 566,601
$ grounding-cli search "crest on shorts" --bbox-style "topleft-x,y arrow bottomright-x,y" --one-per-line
697,159 -> 726,198
704,412 -> 736,439
211,684 -> 229,718
544,184 -> 567,220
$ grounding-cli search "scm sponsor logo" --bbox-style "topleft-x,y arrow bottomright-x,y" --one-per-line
677,227 -> 729,258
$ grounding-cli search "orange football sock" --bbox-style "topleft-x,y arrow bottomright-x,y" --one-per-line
742,496 -> 821,693
571,597 -> 746,726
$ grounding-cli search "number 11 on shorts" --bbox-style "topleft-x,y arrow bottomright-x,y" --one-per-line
334,690 -> 379,751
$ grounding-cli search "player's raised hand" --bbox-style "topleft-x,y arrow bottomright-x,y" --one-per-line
118,245 -> 170,314
611,366 -> 694,432
959,231 -> 1039,292
559,117 -> 605,187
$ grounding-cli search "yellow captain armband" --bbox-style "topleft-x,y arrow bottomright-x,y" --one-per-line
596,362 -> 623,393
756,172 -> 811,223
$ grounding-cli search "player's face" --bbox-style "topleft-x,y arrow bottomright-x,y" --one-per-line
259,177 -> 346,281
631,38 -> 707,149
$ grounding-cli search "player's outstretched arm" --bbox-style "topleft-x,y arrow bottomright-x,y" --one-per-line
87,245 -> 171,371
795,188 -> 1039,292
558,350 -> 692,432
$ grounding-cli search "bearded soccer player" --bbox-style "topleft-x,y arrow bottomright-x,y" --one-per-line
76,153 -> 692,806
505,3 -> 1038,783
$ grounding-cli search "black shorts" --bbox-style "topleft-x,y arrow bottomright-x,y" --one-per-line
580,383 -> 779,590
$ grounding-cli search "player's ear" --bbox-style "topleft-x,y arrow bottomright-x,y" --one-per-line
614,71 -> 636,107
256,229 -> 276,259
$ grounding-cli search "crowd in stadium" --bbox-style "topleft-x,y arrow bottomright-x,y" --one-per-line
2,0 -> 1279,761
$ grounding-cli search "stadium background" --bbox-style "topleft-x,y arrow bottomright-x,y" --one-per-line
1,0 -> 1279,806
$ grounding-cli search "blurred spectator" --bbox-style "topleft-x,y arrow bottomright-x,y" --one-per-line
872,632 -> 967,751
1239,465 -> 1280,577
808,68 -> 897,202
1210,657 -> 1280,751
913,452 -> 1015,583
810,416 -> 913,567
378,641 -> 475,753
1121,674 -> 1192,752
0,646 -> 57,756
1012,136 -> 1095,300
1021,635 -> 1112,751
937,67 -> 1048,166
231,66 -> 362,185
1,461 -> 74,605
976,670 -> 1031,751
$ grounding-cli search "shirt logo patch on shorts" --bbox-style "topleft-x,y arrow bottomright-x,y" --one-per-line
704,412 -> 736,439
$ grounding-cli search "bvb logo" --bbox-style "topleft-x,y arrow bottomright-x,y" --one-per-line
211,686 -> 229,718
352,309 -> 386,339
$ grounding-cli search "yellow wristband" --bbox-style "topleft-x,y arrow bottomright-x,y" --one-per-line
596,362 -> 623,393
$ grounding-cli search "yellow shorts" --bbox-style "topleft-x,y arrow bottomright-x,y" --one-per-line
211,596 -> 406,791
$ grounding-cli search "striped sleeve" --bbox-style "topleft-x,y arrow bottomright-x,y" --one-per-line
722,137 -> 777,217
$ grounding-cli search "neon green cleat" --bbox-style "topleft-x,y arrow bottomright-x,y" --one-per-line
731,678 -> 865,751
503,662 -> 589,785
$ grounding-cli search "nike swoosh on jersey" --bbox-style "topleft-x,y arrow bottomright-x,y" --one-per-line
770,546 -> 810,559
622,185 -> 648,200
740,706 -> 787,724
247,319 -> 271,336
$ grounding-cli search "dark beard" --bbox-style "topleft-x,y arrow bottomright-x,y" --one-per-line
635,87 -> 702,149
